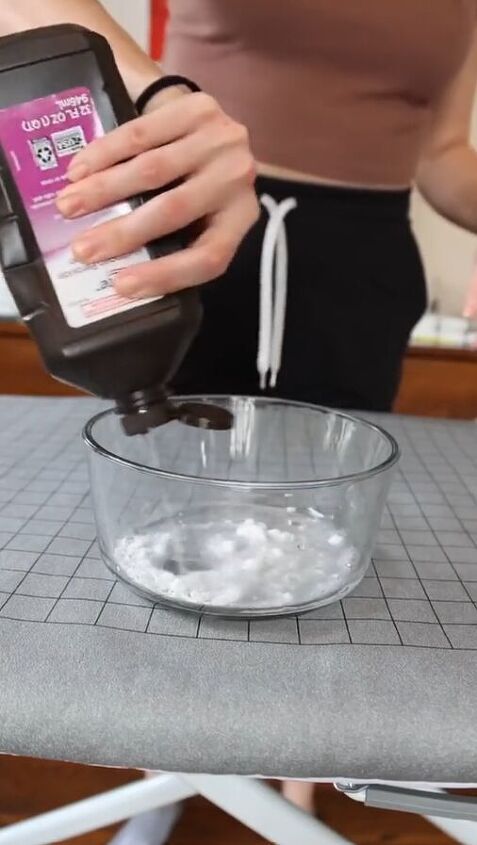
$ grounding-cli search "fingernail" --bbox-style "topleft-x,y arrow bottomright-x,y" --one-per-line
73,236 -> 99,262
67,162 -> 88,182
115,275 -> 140,297
56,192 -> 84,217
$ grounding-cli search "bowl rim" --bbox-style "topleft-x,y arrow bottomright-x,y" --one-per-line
82,395 -> 400,490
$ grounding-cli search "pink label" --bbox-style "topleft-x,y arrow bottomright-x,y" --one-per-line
0,86 -> 154,328
0,87 -> 103,255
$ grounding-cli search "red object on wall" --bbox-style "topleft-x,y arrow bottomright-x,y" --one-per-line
150,0 -> 169,59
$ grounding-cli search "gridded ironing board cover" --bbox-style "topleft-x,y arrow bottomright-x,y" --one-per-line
0,396 -> 476,781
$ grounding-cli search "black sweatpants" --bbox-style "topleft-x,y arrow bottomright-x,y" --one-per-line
174,177 -> 427,412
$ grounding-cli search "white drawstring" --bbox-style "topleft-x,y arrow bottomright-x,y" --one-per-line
257,194 -> 297,389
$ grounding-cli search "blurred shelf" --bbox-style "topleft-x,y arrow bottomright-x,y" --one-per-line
395,344 -> 477,419
407,344 -> 477,361
2,322 -> 477,418
0,320 -> 81,397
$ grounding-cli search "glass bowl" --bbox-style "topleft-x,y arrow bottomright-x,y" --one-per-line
83,396 -> 399,617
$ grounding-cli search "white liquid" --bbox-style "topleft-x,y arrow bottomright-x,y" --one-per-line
113,507 -> 360,610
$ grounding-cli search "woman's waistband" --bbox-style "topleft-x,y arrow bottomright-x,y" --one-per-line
256,174 -> 411,220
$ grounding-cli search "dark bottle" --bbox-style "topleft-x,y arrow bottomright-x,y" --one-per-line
0,24 -> 230,434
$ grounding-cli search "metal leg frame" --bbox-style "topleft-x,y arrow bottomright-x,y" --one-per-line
0,775 -> 195,845
0,771 -> 476,845
182,774 -> 352,845
0,772 -> 352,845
339,782 -> 477,845
428,817 -> 477,845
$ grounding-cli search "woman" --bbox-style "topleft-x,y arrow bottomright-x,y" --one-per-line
164,1 -> 477,410
4,2 -> 475,410
2,0 -> 477,839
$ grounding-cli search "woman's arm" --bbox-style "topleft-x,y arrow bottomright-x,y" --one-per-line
416,29 -> 477,232
0,0 -> 259,296
0,0 -> 161,100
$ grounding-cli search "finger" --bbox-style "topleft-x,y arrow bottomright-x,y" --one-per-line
66,92 -> 220,180
113,193 -> 260,297
57,123 -> 243,218
464,272 -> 477,318
115,203 -> 256,296
71,149 -> 253,264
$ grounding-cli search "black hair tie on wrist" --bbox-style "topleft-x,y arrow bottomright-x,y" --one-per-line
135,75 -> 201,115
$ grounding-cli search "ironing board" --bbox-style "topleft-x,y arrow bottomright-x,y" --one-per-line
0,395 -> 477,845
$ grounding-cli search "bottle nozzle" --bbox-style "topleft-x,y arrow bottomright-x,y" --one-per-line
117,388 -> 233,436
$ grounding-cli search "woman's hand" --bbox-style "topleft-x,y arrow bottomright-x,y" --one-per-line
464,271 -> 477,318
56,91 -> 259,298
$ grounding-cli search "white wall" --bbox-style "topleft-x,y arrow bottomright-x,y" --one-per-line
411,97 -> 477,316
100,0 -> 150,52
411,193 -> 476,316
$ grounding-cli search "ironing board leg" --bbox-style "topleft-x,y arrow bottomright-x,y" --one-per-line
427,816 -> 477,845
180,774 -> 355,845
341,782 -> 477,845
0,773 -> 195,845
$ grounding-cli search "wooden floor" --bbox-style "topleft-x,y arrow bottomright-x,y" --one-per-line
0,756 -> 457,845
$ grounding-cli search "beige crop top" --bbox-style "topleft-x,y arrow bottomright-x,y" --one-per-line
163,0 -> 476,186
